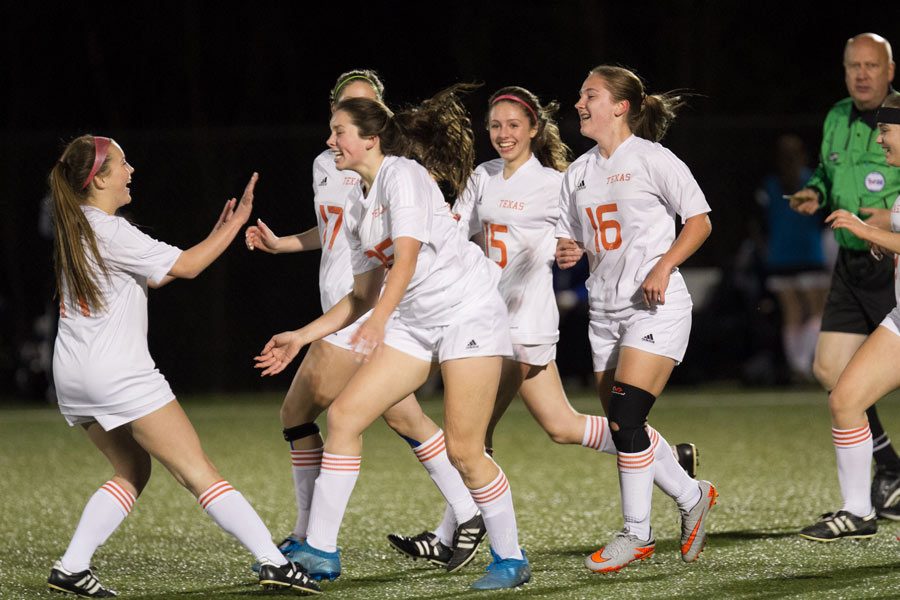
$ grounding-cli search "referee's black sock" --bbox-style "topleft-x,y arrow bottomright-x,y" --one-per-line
866,404 -> 900,470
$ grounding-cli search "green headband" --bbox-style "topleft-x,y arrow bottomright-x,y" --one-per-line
333,75 -> 374,100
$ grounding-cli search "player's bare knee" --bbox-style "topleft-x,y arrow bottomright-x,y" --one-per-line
828,388 -> 866,422
445,440 -> 480,481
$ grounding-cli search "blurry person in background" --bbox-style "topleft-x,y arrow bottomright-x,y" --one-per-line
757,134 -> 831,381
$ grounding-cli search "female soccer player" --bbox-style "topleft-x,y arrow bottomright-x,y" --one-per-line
391,86 -> 704,566
556,66 -> 717,573
48,135 -> 318,596
799,96 -> 900,541
245,70 -> 481,570
255,86 -> 530,590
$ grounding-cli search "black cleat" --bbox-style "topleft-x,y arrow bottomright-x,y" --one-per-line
387,531 -> 452,567
673,443 -> 699,479
446,513 -> 487,572
258,560 -> 322,595
47,562 -> 117,597
871,465 -> 900,518
799,510 -> 877,542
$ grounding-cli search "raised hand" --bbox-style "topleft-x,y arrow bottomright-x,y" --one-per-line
210,198 -> 237,235
254,329 -> 305,376
232,172 -> 259,225
788,189 -> 819,215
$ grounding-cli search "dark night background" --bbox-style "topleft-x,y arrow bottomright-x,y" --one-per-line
2,2 -> 899,400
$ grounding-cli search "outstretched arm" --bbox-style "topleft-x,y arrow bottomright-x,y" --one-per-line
827,209 -> 900,254
245,220 -> 322,254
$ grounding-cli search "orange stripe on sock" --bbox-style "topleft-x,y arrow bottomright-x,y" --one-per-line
415,436 -> 446,462
618,447 -> 655,471
101,481 -> 134,513
320,453 -> 361,473
198,480 -> 234,508
471,473 -> 510,504
832,426 -> 871,446
291,448 -> 324,468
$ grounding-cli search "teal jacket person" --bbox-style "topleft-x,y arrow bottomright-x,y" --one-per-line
805,95 -> 900,250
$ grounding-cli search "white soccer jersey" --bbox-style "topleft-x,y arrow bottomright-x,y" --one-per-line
458,155 -> 561,344
344,155 -> 494,326
556,135 -> 710,313
54,206 -> 182,416
312,150 -> 362,312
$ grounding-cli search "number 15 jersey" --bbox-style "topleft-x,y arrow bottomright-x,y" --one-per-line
556,135 -> 711,314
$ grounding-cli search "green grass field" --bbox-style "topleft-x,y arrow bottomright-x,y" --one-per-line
1,389 -> 899,599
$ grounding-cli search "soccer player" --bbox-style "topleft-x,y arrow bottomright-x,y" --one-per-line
389,85 -> 702,566
47,135 -> 318,596
245,70 -> 482,571
556,66 -> 717,573
799,96 -> 900,541
254,86 -> 531,590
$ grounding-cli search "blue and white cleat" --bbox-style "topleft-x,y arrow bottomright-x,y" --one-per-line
470,548 -> 531,590
290,541 -> 342,581
252,535 -> 304,574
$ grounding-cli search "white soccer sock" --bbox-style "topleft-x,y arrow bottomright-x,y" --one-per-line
305,453 -> 361,552
582,414 -> 617,455
290,446 -> 323,539
60,480 -> 135,572
432,504 -> 456,547
646,426 -> 701,511
414,430 -> 478,531
618,445 -> 655,541
199,480 -> 286,565
833,425 -> 874,517
470,467 -> 522,560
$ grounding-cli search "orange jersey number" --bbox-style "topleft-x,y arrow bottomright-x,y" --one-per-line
483,223 -> 509,268
318,205 -> 344,250
585,204 -> 622,251
365,237 -> 395,268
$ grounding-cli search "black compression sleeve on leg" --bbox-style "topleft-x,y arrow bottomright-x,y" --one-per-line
283,422 -> 321,442
608,382 -> 657,453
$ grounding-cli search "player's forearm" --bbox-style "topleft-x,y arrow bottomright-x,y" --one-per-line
856,226 -> 900,255
170,217 -> 243,279
369,239 -> 418,326
284,227 -> 323,253
657,213 -> 712,272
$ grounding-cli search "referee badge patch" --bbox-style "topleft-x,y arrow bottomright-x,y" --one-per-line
865,171 -> 886,192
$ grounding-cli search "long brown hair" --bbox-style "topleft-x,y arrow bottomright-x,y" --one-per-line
487,86 -> 571,172
333,83 -> 479,198
49,134 -> 112,312
589,65 -> 686,143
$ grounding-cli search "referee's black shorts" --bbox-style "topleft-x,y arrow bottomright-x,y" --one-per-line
821,247 -> 896,334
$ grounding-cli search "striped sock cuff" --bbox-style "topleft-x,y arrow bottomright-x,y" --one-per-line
873,432 -> 891,453
413,430 -> 446,463
99,480 -> 135,515
198,480 -> 236,510
470,470 -> 510,507
582,415 -> 608,450
646,426 -> 661,452
833,425 -> 872,448
617,446 -> 655,473
320,452 -> 361,475
291,447 -> 324,470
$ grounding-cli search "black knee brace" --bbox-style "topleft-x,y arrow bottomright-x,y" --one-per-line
283,422 -> 320,443
608,382 -> 656,453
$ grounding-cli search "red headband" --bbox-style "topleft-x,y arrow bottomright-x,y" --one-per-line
491,94 -> 539,123
81,136 -> 112,190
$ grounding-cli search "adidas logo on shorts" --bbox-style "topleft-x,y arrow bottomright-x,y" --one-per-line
466,339 -> 479,349
641,333 -> 655,344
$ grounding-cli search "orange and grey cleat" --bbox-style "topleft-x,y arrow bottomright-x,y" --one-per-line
680,480 -> 718,562
585,531 -> 656,573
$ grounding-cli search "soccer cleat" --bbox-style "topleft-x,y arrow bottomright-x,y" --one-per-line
252,535 -> 304,573
680,480 -> 718,562
288,541 -> 341,581
585,530 -> 656,573
799,510 -> 877,542
446,513 -> 487,572
871,465 -> 900,517
672,443 -> 699,479
470,548 -> 530,590
258,560 -> 322,595
47,561 -> 117,597
877,504 -> 900,521
387,531 -> 452,567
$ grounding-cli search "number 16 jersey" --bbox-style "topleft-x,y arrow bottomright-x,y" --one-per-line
555,135 -> 711,314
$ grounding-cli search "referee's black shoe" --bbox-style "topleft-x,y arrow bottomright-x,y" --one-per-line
799,510 -> 877,542
47,561 -> 117,597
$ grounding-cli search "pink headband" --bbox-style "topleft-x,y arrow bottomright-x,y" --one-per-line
491,94 -> 539,123
81,136 -> 112,190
